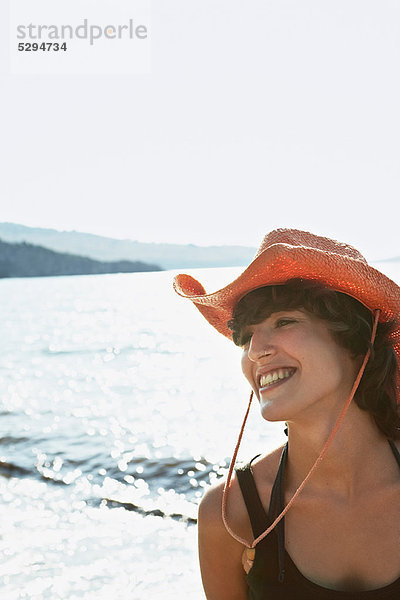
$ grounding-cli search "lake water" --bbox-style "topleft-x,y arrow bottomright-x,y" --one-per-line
0,262 -> 398,599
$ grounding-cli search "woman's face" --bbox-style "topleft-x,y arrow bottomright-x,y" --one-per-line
240,308 -> 360,423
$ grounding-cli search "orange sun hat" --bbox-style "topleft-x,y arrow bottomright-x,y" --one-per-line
173,229 -> 400,399
174,228 -> 400,548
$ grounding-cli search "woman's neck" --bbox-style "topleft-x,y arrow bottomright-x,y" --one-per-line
285,404 -> 395,500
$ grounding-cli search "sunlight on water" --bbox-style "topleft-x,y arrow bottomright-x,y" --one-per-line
0,262 -> 398,597
0,477 -> 201,599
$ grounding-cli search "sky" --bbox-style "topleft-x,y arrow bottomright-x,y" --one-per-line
1,1 -> 400,261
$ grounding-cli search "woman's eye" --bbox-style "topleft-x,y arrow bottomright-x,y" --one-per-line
276,318 -> 295,328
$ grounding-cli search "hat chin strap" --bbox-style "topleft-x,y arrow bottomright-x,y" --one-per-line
222,309 -> 381,550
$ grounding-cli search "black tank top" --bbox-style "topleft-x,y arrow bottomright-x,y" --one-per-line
235,440 -> 400,599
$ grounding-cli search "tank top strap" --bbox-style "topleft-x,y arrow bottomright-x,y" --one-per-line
235,454 -> 270,538
235,444 -> 289,583
388,439 -> 400,467
268,443 -> 288,583
268,443 -> 288,519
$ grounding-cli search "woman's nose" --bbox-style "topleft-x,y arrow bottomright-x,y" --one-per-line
247,330 -> 275,363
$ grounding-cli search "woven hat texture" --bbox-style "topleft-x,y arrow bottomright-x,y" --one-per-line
173,229 -> 400,394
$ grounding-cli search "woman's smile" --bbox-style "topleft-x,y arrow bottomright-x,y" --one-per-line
258,367 -> 297,392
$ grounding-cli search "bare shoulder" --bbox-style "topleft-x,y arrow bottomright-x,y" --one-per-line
198,473 -> 248,539
198,479 -> 225,524
199,444 -> 285,535
198,473 -> 251,557
198,478 -> 248,600
197,445 -> 285,600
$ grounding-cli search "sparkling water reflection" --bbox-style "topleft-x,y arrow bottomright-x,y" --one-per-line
0,262 -> 397,598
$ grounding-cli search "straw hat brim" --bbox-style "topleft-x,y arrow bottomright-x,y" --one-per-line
173,243 -> 400,357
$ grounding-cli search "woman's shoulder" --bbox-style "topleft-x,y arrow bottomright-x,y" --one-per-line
199,444 -> 285,539
197,444 -> 286,600
250,444 -> 286,486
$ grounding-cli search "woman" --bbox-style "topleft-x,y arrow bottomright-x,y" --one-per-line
174,229 -> 400,599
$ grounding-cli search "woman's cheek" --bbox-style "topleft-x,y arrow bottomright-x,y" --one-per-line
241,353 -> 253,385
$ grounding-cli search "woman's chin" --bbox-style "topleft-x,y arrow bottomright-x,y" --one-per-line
259,397 -> 301,423
260,402 -> 289,423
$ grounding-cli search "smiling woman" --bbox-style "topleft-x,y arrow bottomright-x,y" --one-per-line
173,229 -> 400,599
230,282 -> 399,439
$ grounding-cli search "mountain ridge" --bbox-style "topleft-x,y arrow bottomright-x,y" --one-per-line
0,237 -> 162,278
0,223 -> 257,269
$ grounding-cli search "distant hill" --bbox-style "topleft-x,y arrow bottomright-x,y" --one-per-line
0,223 -> 257,269
0,238 -> 162,278
379,256 -> 400,262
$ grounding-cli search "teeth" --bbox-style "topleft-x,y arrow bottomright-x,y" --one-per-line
260,369 -> 294,388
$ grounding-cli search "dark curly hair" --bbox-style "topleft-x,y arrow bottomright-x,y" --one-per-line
228,279 -> 400,440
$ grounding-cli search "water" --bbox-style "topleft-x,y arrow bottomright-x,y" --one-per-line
0,262 -> 398,599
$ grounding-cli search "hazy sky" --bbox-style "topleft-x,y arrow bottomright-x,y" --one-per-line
1,1 -> 400,260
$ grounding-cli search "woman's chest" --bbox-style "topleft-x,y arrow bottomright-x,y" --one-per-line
283,491 -> 400,591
